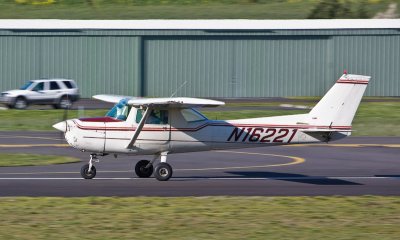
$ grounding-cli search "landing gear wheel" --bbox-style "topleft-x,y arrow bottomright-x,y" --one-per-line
80,164 -> 96,179
154,162 -> 173,181
135,160 -> 154,178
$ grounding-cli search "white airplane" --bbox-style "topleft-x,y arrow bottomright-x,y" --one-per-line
53,73 -> 370,181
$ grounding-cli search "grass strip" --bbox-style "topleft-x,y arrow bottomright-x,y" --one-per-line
0,101 -> 398,136
0,0 -> 394,19
0,153 -> 80,167
0,196 -> 399,239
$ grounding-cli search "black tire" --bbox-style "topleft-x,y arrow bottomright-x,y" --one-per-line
80,164 -> 96,179
154,162 -> 173,181
57,96 -> 72,109
135,160 -> 153,178
13,97 -> 27,109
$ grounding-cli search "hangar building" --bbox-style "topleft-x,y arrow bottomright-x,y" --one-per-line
0,19 -> 399,98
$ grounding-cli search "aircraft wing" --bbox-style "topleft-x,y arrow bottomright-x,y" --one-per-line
93,94 -> 136,103
127,97 -> 225,108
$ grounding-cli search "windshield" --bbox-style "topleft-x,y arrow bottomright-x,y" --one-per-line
105,99 -> 131,121
20,81 -> 34,90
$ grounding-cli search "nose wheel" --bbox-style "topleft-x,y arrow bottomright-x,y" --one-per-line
80,154 -> 98,179
81,164 -> 97,179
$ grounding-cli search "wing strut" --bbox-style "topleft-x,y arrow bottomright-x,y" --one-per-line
126,107 -> 152,149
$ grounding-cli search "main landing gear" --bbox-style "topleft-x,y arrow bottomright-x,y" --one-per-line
80,152 -> 173,181
135,152 -> 173,181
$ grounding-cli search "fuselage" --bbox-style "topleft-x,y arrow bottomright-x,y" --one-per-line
59,107 -> 350,156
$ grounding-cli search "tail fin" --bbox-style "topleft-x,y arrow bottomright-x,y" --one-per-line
308,74 -> 370,127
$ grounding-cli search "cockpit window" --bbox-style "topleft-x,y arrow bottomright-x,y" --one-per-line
181,108 -> 207,122
106,99 -> 131,121
136,109 -> 169,125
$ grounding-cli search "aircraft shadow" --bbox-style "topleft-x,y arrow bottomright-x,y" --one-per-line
375,175 -> 400,178
225,171 -> 362,185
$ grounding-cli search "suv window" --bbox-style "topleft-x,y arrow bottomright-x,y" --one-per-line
32,82 -> 44,91
63,81 -> 74,89
50,81 -> 60,90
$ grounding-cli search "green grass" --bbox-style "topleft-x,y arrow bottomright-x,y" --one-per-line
0,109 -> 107,131
0,0 -> 396,19
0,196 -> 399,239
0,153 -> 79,166
351,102 -> 400,136
0,101 -> 399,136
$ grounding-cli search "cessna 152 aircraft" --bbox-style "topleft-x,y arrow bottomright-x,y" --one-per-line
53,73 -> 370,181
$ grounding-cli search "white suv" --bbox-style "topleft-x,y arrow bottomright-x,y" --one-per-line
0,79 -> 79,109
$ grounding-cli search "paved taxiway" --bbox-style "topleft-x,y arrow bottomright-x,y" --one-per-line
0,131 -> 399,196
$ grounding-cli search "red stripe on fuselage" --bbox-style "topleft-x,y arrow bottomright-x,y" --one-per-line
79,117 -> 123,122
73,120 -> 351,132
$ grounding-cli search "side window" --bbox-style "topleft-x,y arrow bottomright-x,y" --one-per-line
136,109 -> 169,125
50,81 -> 60,90
32,82 -> 44,91
63,81 -> 74,89
181,109 -> 207,122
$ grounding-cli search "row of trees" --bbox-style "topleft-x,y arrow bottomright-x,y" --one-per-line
308,0 -> 369,18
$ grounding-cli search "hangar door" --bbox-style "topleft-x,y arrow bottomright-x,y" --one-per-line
143,37 -> 330,98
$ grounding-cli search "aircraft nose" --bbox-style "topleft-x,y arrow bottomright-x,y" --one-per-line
53,121 -> 67,132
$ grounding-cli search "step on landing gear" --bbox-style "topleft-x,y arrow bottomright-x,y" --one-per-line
80,154 -> 99,179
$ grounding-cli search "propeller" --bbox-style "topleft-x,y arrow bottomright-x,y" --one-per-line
57,94 -> 71,141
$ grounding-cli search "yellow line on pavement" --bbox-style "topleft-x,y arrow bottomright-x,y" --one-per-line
0,135 -> 60,141
176,150 -> 305,171
0,150 -> 305,175
0,144 -> 69,148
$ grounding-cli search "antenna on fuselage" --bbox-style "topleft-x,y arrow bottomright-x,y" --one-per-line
170,81 -> 188,98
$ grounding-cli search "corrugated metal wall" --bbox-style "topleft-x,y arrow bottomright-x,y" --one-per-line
0,36 -> 142,97
144,36 -> 331,97
0,31 -> 399,97
333,35 -> 400,96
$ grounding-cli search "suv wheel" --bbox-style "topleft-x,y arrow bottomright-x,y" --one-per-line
13,97 -> 27,109
57,96 -> 72,109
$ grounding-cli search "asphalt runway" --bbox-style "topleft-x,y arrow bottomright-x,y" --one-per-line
0,131 -> 399,196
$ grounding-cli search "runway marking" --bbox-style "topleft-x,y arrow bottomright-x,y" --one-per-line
0,176 -> 398,180
0,150 -> 304,175
0,135 -> 60,141
0,144 -> 69,148
0,143 -> 398,148
286,144 -> 400,148
174,150 -> 305,171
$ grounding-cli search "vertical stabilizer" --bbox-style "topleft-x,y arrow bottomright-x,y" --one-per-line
308,74 -> 370,127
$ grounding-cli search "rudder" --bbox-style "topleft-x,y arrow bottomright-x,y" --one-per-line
308,73 -> 370,127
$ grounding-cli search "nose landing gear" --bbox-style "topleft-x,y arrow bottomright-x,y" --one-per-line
80,154 -> 98,179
